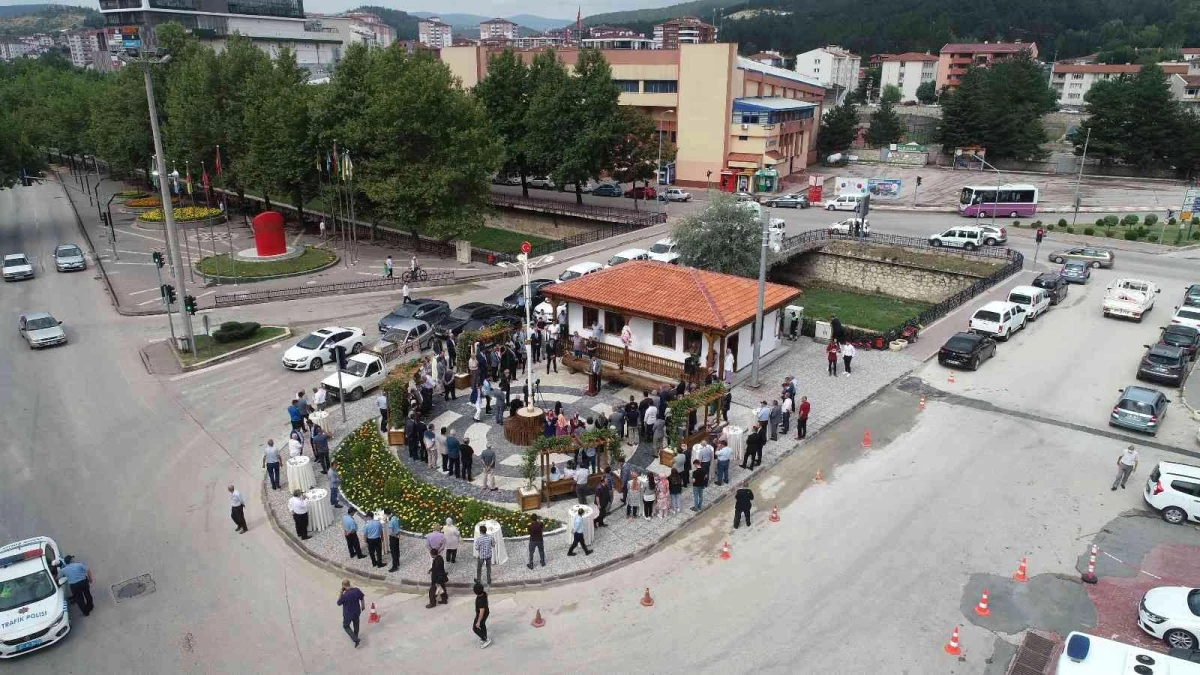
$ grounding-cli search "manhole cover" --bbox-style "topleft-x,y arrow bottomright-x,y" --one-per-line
112,574 -> 156,603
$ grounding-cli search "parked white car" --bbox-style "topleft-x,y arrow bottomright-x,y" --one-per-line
968,300 -> 1027,340
824,194 -> 865,211
281,326 -> 365,371
1143,461 -> 1200,525
605,248 -> 650,268
1171,305 -> 1200,331
661,187 -> 692,202
528,176 -> 555,189
828,217 -> 870,236
647,238 -> 679,264
1007,285 -> 1051,320
1102,278 -> 1160,321
3,253 -> 34,281
1139,585 -> 1200,650
929,226 -> 987,251
557,261 -> 604,282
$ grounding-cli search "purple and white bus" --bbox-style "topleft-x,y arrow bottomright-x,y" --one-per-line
959,184 -> 1039,218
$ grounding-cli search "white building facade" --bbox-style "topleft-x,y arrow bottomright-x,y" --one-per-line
417,16 -> 453,48
879,52 -> 939,102
479,18 -> 517,41
794,45 -> 860,94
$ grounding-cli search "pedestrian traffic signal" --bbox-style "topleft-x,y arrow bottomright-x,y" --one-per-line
152,251 -> 164,268
183,294 -> 197,315
1035,228 -> 1045,244
161,283 -> 176,304
916,176 -> 923,187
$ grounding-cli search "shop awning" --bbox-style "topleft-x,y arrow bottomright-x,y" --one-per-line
727,152 -> 761,169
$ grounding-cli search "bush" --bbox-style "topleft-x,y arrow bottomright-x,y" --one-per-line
1013,220 -> 1021,228
1105,228 -> 1117,237
1094,218 -> 1106,228
1136,226 -> 1150,239
1169,217 -> 1179,226
211,321 -> 261,343
1103,215 -> 1119,227
1083,227 -> 1093,236
1193,231 -> 1200,240
1065,226 -> 1074,234
1193,217 -> 1199,226
1059,218 -> 1069,228
1122,214 -> 1140,226
1144,214 -> 1159,227
1124,230 -> 1141,241
1046,223 -> 1055,231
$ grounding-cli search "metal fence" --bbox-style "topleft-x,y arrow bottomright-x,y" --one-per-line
490,193 -> 668,228
212,269 -> 457,307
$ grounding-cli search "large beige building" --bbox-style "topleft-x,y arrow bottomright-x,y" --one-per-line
879,52 -> 938,102
937,41 -> 1038,92
418,17 -> 453,48
439,43 -> 824,191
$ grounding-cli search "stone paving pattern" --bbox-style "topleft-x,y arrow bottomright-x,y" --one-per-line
265,339 -> 918,587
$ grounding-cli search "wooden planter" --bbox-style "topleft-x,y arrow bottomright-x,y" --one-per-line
660,448 -> 677,469
517,487 -> 541,511
455,373 -> 471,391
386,429 -> 405,447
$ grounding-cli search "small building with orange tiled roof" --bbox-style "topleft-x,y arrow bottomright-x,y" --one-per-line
541,260 -> 800,379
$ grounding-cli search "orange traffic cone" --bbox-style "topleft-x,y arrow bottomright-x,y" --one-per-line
974,589 -> 990,616
944,625 -> 962,656
814,470 -> 824,483
640,588 -> 654,607
720,541 -> 731,560
1013,557 -> 1028,583
367,602 -> 380,624
531,609 -> 546,628
769,505 -> 780,522
919,396 -> 926,410
948,371 -> 956,384
862,430 -> 872,448
1082,544 -> 1098,584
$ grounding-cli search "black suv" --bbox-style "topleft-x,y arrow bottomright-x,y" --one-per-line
432,302 -> 514,338
502,279 -> 555,310
1158,324 -> 1200,361
1137,343 -> 1189,386
1032,271 -> 1069,305
938,331 -> 997,370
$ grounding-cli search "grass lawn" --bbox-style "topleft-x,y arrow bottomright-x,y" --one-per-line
197,246 -> 335,278
180,326 -> 287,366
465,227 -> 553,254
796,285 -> 932,332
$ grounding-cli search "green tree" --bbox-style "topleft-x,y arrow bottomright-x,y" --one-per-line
212,34 -> 272,200
0,111 -> 41,188
608,107 -> 674,211
474,49 -> 536,197
555,48 -> 622,205
816,101 -> 859,158
523,50 -> 574,195
164,42 -> 223,174
915,80 -> 937,104
937,68 -> 990,150
672,195 -> 762,278
881,84 -> 902,105
867,99 -> 904,146
242,49 -> 316,219
1070,64 -> 1179,169
355,48 -> 501,244
849,65 -> 880,104
937,53 -> 1055,160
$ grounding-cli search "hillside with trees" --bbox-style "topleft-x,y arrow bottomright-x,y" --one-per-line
0,4 -> 101,36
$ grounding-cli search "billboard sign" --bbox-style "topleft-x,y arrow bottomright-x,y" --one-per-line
867,178 -> 902,199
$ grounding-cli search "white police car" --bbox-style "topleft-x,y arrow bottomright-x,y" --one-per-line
0,537 -> 70,658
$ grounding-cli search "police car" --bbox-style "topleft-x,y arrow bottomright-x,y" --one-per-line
0,537 -> 70,658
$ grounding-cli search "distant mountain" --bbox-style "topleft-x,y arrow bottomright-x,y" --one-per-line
0,3 -> 101,36
409,11 -> 568,33
582,0 -> 728,28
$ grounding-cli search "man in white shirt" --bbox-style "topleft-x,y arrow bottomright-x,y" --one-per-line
780,394 -> 794,435
574,463 -> 590,504
842,341 -> 856,376
694,440 -> 715,480
287,489 -> 311,540
312,386 -> 327,411
288,436 -> 303,458
715,442 -> 734,486
643,404 -> 658,443
228,485 -> 248,533
1112,445 -> 1140,490
376,393 -> 389,432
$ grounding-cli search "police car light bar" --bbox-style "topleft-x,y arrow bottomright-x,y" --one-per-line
0,549 -> 41,568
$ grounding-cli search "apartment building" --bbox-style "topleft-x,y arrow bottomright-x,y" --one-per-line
652,17 -> 716,50
513,33 -> 565,49
937,41 -> 1038,92
794,45 -> 860,95
479,18 -> 517,41
748,50 -> 785,68
1051,61 -> 1188,106
417,16 -> 453,48
439,43 -> 823,191
67,30 -> 98,68
879,52 -> 938,102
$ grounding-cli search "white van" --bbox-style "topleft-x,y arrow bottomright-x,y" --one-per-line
1145,460 -> 1200,525
557,261 -> 604,283
1007,285 -> 1051,320
929,226 -> 987,251
825,194 -> 865,212
969,300 -> 1027,340
1057,631 -> 1200,674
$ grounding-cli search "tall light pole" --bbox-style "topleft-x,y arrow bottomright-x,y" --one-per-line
124,48 -> 197,357
656,108 -> 675,215
749,207 -> 769,388
972,153 -> 1001,230
499,250 -> 553,413
1071,127 -> 1091,227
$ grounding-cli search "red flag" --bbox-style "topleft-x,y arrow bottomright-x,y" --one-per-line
214,146 -> 223,176
332,142 -> 339,174
201,168 -> 210,192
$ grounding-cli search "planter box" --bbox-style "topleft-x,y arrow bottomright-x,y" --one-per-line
517,487 -> 541,511
455,373 -> 471,391
387,429 -> 405,447
659,448 -> 676,468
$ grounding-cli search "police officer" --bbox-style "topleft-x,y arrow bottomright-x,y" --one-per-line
386,509 -> 402,572
363,514 -> 384,568
59,556 -> 94,616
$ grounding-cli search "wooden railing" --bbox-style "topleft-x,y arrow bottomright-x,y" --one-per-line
561,340 -> 704,384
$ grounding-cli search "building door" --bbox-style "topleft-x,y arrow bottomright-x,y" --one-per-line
726,333 -> 739,372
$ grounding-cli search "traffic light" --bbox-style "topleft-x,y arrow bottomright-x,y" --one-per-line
161,284 -> 176,304
916,176 -> 923,187
184,295 -> 197,316
152,251 -> 164,268
1035,228 -> 1045,244
333,345 -> 348,370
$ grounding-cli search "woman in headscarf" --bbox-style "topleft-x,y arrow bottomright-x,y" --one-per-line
543,410 -> 557,438
556,410 -> 571,437
655,468 -> 671,517
442,517 -> 461,563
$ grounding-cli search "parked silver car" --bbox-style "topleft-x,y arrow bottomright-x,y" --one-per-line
18,312 -> 67,348
53,243 -> 86,272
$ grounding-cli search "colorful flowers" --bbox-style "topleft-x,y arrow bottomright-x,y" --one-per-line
139,206 -> 224,223
124,196 -> 177,208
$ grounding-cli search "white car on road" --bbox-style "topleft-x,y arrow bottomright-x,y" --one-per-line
0,537 -> 70,659
3,253 -> 34,281
1007,285 -> 1051,320
661,187 -> 692,202
281,326 -> 365,371
647,238 -> 679,264
557,261 -> 604,282
1138,585 -> 1200,650
828,217 -> 870,236
969,300 -> 1027,340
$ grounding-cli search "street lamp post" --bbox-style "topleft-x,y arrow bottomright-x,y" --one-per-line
126,51 -> 198,358
499,249 -> 553,413
1071,127 -> 1091,227
749,208 -> 769,388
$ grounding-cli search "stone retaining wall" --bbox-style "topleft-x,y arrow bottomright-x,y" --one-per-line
780,249 -> 982,303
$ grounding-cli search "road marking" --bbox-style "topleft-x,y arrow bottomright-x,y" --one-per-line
356,272 -> 381,277
137,298 -> 162,306
291,232 -> 304,247
168,356 -> 248,381
114,228 -> 167,243
129,287 -> 161,296
113,261 -> 157,266
197,290 -> 216,298
116,249 -> 151,255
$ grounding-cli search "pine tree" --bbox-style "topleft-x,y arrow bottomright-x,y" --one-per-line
816,101 -> 859,157
866,99 -> 904,146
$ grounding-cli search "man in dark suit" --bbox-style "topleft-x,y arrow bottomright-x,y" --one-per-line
734,482 -> 754,528
427,548 -> 449,608
742,422 -> 764,469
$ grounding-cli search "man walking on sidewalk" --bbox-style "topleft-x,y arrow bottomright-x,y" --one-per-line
337,580 -> 365,647
566,506 -> 592,556
1112,444 -> 1140,490
427,548 -> 448,608
376,392 -> 389,432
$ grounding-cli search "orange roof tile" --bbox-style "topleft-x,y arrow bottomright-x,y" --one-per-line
541,261 -> 800,333
727,152 -> 761,164
1052,63 -> 1142,74
941,42 -> 1034,54
1162,63 -> 1189,75
882,52 -> 939,62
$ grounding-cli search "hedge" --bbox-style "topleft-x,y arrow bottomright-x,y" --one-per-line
665,382 -> 726,449
139,206 -> 223,223
212,321 -> 261,343
333,421 -> 558,535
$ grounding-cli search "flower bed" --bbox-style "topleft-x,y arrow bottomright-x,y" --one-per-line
334,421 -> 558,535
140,206 -> 224,223
124,196 -> 178,208
115,190 -> 147,199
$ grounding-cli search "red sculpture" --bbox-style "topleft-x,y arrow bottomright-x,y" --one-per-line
251,211 -> 286,256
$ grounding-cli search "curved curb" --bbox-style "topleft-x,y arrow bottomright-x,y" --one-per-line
194,252 -> 341,284
170,326 -> 292,372
263,369 -> 911,592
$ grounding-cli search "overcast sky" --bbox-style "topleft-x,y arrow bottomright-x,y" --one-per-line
2,0 -> 670,20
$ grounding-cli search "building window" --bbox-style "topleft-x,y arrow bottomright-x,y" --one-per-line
603,311 -> 624,334
614,79 -> 639,93
1067,93 -> 1081,100
1188,88 -> 1200,96
652,322 -> 677,349
1053,72 -> 1065,79
1068,83 -> 1082,90
583,306 -> 599,328
1071,73 -> 1084,80
738,135 -> 748,141
644,80 -> 678,94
